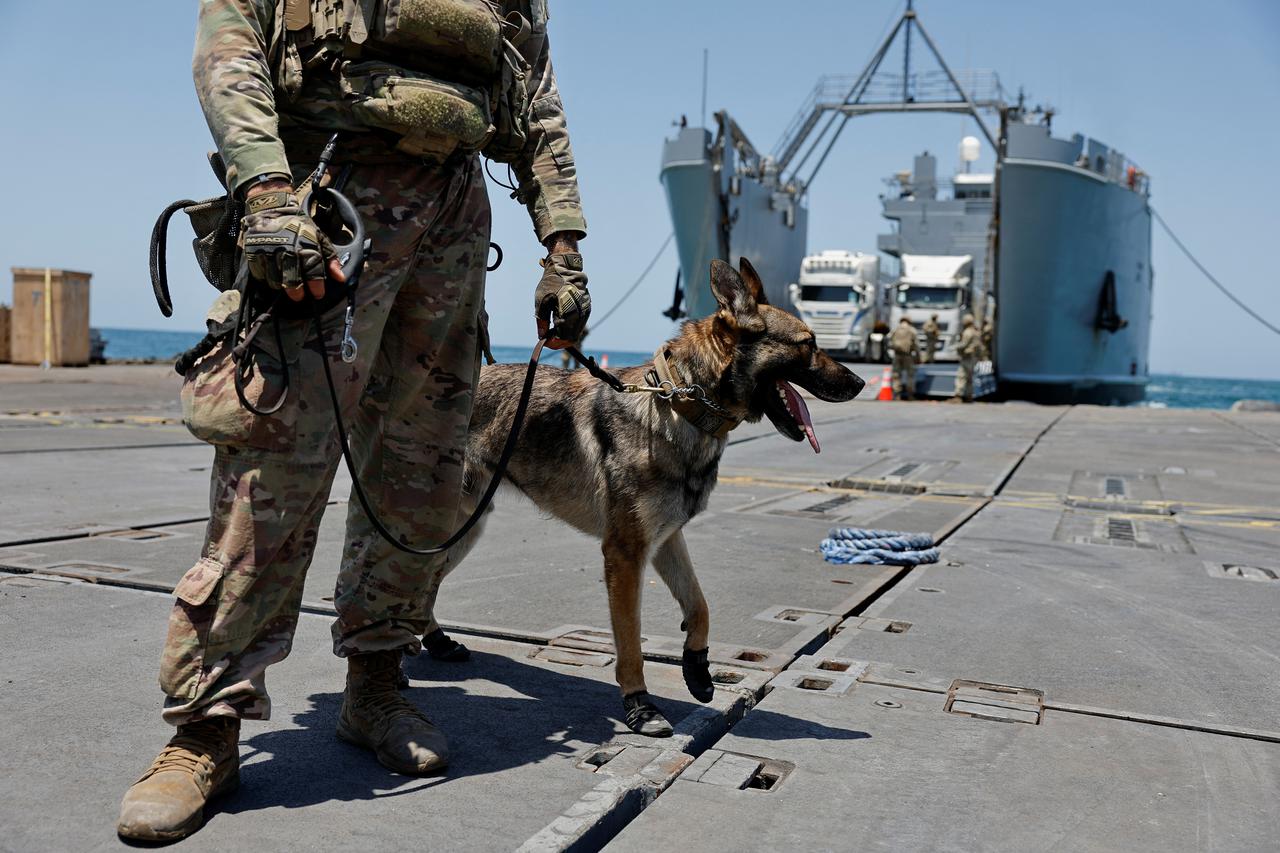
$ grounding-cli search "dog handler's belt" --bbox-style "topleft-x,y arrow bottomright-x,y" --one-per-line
650,348 -> 741,439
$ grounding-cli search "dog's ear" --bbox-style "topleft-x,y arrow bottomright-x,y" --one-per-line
738,257 -> 769,306
710,259 -> 765,333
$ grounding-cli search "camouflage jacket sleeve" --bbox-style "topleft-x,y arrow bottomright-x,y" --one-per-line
192,0 -> 290,195
510,3 -> 588,242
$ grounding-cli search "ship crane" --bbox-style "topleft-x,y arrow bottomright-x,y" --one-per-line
660,1 -> 1010,323
772,0 -> 1001,197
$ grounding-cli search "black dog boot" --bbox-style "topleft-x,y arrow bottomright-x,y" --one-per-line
682,648 -> 715,703
424,628 -> 471,663
622,691 -> 674,738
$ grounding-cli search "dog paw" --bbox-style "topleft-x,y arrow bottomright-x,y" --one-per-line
423,628 -> 471,663
622,691 -> 674,738
682,648 -> 715,703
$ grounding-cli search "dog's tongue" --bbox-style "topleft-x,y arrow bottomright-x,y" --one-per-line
778,379 -> 820,453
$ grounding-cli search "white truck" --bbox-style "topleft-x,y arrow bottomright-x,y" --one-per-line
889,254 -> 974,362
787,250 -> 886,361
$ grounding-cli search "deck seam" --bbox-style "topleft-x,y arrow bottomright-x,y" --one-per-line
1210,410 -> 1280,449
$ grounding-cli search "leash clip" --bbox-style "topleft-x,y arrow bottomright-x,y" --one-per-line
340,303 -> 358,363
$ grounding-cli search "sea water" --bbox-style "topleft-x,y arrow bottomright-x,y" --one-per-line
95,328 -> 1278,411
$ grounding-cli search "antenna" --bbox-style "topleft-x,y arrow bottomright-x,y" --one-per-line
700,48 -> 709,127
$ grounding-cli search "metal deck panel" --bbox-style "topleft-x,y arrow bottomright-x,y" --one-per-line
720,401 -> 1062,496
606,680 -> 1280,853
0,578 -> 737,853
812,500 -> 1280,731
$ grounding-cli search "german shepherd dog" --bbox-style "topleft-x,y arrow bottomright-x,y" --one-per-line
443,258 -> 865,735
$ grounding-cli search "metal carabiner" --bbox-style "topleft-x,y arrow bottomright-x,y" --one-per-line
340,303 -> 358,364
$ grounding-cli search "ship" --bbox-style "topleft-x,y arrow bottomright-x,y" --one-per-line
659,1 -> 1152,405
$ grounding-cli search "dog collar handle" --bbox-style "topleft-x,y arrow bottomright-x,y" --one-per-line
651,348 -> 741,439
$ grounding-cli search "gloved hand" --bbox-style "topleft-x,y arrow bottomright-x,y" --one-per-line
240,190 -> 341,302
535,251 -> 590,346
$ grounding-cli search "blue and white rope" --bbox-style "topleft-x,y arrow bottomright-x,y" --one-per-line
820,527 -> 940,566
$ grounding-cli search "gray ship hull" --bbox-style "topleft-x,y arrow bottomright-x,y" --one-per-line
660,118 -> 1153,406
660,124 -> 807,318
995,158 -> 1152,405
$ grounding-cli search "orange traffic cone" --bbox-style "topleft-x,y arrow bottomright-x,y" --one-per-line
601,354 -> 609,369
876,366 -> 893,401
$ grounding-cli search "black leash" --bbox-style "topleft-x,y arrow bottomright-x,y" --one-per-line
312,296 -> 547,556
563,344 -> 624,391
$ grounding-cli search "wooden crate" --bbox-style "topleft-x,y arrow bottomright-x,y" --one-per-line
0,304 -> 10,362
10,268 -> 91,366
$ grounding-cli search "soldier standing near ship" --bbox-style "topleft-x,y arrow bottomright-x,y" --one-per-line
888,316 -> 919,400
921,313 -> 940,363
952,314 -> 982,402
117,0 -> 589,842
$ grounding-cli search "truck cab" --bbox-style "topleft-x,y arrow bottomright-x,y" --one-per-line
890,254 -> 973,361
788,250 -> 884,361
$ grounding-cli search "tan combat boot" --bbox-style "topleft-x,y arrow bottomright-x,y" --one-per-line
337,650 -> 450,774
116,716 -> 240,841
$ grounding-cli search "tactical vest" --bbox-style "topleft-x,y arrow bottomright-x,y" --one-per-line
277,0 -> 540,161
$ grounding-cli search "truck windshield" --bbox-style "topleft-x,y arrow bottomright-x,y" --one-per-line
801,285 -> 857,302
897,286 -> 960,308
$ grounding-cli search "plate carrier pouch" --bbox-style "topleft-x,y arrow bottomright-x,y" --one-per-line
280,0 -> 533,162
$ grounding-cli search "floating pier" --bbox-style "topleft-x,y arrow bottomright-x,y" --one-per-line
2,364 -> 1277,851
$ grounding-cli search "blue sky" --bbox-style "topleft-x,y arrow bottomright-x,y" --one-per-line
1,1 -> 1277,378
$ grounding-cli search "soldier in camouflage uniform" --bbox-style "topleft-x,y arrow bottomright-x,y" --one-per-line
921,313 -> 940,364
118,0 -> 588,841
888,317 -> 919,400
953,314 -> 982,403
981,318 -> 994,361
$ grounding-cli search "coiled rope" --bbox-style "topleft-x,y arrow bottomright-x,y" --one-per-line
820,527 -> 940,566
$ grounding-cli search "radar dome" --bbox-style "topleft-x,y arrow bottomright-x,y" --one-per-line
959,135 -> 981,163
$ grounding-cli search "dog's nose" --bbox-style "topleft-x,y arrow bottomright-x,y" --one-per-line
851,373 -> 867,398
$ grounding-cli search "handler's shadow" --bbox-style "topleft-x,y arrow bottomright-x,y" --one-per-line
220,647 -> 868,813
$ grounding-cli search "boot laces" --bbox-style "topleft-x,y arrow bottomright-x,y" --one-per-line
352,685 -> 434,728
138,728 -> 228,783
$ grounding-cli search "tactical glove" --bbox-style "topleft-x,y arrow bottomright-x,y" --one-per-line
240,191 -> 335,293
535,252 -> 591,344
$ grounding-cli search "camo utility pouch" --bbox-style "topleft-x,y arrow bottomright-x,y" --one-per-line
481,35 -> 530,163
339,61 -> 493,159
370,0 -> 503,73
478,3 -> 537,164
181,291 -> 305,454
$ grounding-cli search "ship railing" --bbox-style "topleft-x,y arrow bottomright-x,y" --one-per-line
1069,139 -> 1151,195
880,175 -> 994,199
772,70 -> 1008,165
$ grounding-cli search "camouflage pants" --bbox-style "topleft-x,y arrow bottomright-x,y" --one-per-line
956,356 -> 977,402
161,144 -> 490,725
891,354 -> 916,399
922,335 -> 937,363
